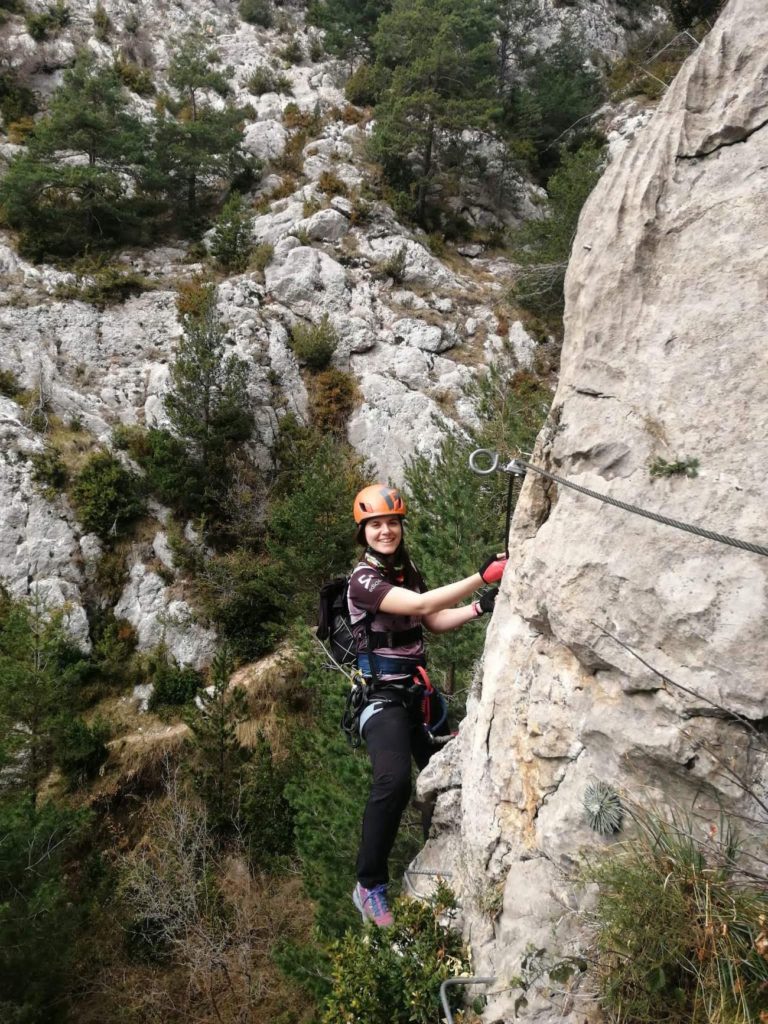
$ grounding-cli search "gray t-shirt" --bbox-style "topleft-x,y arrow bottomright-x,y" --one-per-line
347,560 -> 424,678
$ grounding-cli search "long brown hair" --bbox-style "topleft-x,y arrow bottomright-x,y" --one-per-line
356,522 -> 424,591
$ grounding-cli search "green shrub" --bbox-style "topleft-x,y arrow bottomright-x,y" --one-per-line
54,717 -> 110,787
373,242 -> 407,283
71,451 -> 145,540
511,141 -> 604,322
114,58 -> 156,97
279,38 -> 304,65
92,1 -> 111,40
55,265 -> 155,308
289,314 -> 338,371
249,241 -> 274,273
30,447 -> 68,496
321,888 -> 471,1022
309,368 -> 357,434
239,0 -> 273,27
247,65 -> 292,96
210,193 -> 253,272
308,36 -> 324,62
91,612 -> 138,683
238,732 -> 296,865
344,62 -> 388,106
0,368 -> 21,397
196,550 -> 287,660
317,169 -> 348,197
147,655 -> 202,710
0,70 -> 37,126
588,810 -> 768,1024
25,0 -> 70,40
112,424 -> 201,516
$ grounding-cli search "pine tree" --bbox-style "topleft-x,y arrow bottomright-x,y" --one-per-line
164,289 -> 254,515
0,589 -> 89,798
152,28 -> 255,223
307,0 -> 390,58
186,645 -> 251,831
265,418 -> 367,617
403,365 -> 552,692
370,0 -> 499,224
210,192 -> 253,271
0,795 -> 92,1023
0,53 -> 149,259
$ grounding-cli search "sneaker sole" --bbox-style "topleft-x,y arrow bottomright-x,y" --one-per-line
352,886 -> 366,921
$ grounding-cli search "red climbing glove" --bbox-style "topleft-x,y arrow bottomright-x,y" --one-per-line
479,553 -> 507,583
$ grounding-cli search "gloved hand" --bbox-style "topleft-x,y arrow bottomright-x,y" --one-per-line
478,553 -> 508,583
474,587 -> 498,616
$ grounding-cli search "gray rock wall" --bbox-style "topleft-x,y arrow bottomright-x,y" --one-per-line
418,1 -> 768,1019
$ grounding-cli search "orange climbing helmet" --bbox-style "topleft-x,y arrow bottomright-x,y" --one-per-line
353,484 -> 407,524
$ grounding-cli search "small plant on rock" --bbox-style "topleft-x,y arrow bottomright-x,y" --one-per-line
30,447 -> 69,498
0,368 -> 21,397
239,0 -> 273,28
649,455 -> 700,479
309,368 -> 357,435
317,169 -> 348,197
374,243 -> 407,283
249,241 -> 273,274
279,38 -> 304,65
247,65 -> 292,96
92,1 -> 111,41
289,314 -> 338,372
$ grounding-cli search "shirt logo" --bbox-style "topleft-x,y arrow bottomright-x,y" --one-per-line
358,574 -> 380,592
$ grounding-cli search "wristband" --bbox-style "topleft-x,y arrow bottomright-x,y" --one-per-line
472,601 -> 481,617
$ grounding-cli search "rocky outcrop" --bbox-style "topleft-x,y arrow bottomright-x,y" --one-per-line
419,1 -> 768,1019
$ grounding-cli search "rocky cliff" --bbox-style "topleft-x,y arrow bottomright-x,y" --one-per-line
0,0 -> 653,670
416,0 -> 768,1019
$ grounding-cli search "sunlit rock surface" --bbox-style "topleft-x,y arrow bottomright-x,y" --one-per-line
419,1 -> 768,1020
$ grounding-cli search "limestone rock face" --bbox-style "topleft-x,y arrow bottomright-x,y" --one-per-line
419,2 -> 768,1019
114,562 -> 217,671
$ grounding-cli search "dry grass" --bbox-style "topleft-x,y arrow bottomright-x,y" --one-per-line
75,788 -> 316,1024
230,646 -> 309,760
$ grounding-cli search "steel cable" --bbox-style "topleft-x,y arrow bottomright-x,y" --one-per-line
469,450 -> 768,558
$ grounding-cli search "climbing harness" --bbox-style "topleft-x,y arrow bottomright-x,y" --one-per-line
469,449 -> 768,558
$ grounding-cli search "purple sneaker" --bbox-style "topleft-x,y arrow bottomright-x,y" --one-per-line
353,882 -> 394,927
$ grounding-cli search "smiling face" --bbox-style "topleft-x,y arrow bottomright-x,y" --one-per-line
364,515 -> 403,556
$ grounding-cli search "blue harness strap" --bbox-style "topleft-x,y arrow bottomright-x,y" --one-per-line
357,653 -> 424,678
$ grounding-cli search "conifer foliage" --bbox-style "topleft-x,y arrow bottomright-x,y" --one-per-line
165,286 -> 254,516
0,53 -> 149,259
371,0 -> 499,223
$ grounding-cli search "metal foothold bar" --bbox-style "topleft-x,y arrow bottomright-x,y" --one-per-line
439,976 -> 496,1024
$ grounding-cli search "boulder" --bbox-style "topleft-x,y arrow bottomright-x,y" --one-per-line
242,119 -> 288,163
264,245 -> 349,316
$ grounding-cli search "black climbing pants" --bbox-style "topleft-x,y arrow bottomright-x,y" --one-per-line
356,701 -> 435,889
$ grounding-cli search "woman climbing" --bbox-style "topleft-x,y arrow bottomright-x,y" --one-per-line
349,483 -> 506,927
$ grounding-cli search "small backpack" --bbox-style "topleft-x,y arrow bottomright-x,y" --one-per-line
317,577 -> 357,667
